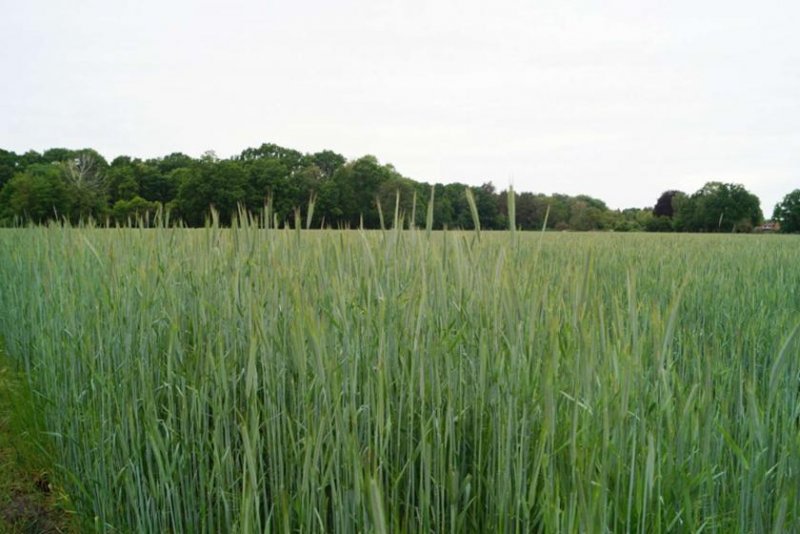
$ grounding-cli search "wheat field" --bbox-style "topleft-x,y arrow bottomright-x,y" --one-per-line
0,224 -> 798,532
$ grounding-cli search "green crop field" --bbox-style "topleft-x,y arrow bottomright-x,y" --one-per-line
0,224 -> 799,532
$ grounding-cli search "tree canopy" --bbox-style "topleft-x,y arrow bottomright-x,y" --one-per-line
669,182 -> 763,233
0,143 -> 783,233
651,184 -> 766,233
653,190 -> 684,218
773,190 -> 800,233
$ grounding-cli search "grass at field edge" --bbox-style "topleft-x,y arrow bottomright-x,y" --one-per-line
0,357 -> 76,533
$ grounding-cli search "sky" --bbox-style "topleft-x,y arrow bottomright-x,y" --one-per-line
1,0 -> 798,212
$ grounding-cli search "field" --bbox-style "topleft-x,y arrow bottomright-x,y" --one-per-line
0,225 -> 799,532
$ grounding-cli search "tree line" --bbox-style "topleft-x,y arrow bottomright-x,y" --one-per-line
0,143 -> 798,232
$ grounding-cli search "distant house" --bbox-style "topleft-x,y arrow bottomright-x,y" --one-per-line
754,221 -> 780,233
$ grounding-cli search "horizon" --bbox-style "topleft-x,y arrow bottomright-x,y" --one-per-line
0,142 -> 786,216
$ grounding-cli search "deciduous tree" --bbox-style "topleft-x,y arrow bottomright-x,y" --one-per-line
773,189 -> 800,233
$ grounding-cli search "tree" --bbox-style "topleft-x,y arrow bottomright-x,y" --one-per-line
546,194 -> 572,229
438,183 -> 471,229
653,190 -> 685,218
773,189 -> 800,233
61,149 -> 109,222
499,191 -> 548,230
0,149 -> 18,190
329,156 -> 397,228
569,195 -> 612,230
309,150 -> 346,179
645,215 -> 673,232
112,196 -> 160,225
239,143 -> 304,172
568,200 -> 593,230
376,176 -> 417,227
473,182 -> 501,229
17,150 -> 43,167
175,160 -> 247,226
677,182 -> 762,232
0,164 -> 71,224
107,163 -> 139,203
153,152 -> 193,174
135,162 -> 177,203
670,193 -> 693,232
42,147 -> 77,163
613,208 -> 653,232
244,158 -> 291,218
10,141 -> 745,231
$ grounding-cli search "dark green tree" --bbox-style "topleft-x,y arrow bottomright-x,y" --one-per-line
376,176 -> 418,227
112,196 -> 160,225
438,183 -> 471,229
547,194 -> 572,229
17,150 -> 43,167
42,147 -> 77,163
678,182 -> 762,232
244,158 -> 291,219
0,164 -> 72,223
309,150 -> 346,179
773,189 -> 800,233
514,192 -> 551,229
0,149 -> 19,190
329,156 -> 397,228
645,214 -> 674,232
315,177 -> 343,228
153,152 -> 194,174
135,162 -> 178,203
614,208 -> 653,232
239,143 -> 305,172
107,163 -> 139,203
473,183 -> 501,230
175,160 -> 247,226
569,195 -> 611,230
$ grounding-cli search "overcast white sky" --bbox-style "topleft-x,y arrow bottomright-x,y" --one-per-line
1,0 -> 798,212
